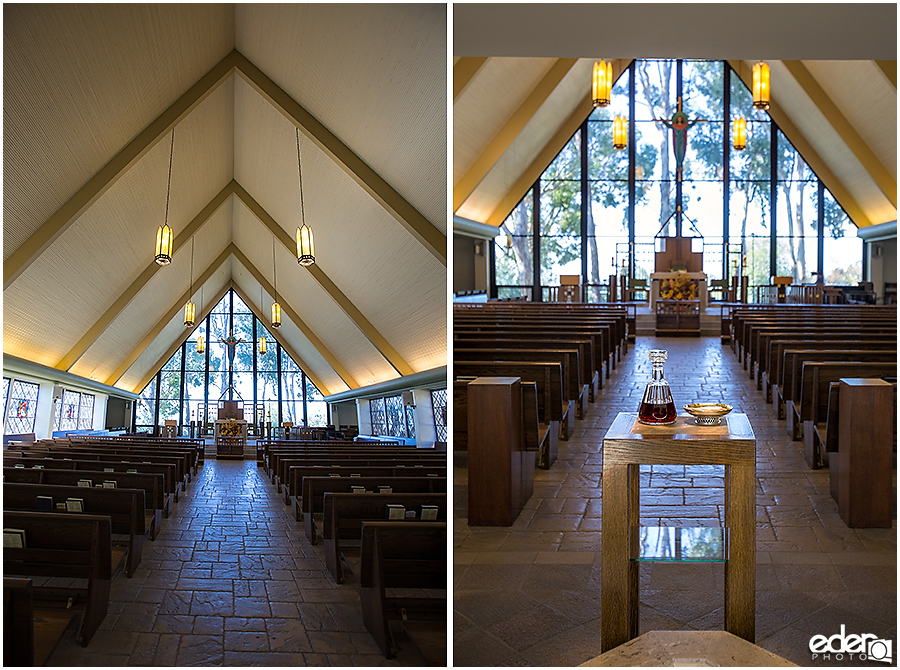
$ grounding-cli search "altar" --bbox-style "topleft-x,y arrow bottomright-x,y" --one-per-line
214,400 -> 247,460
650,272 -> 708,311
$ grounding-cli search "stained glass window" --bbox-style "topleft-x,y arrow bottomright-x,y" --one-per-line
385,395 -> 404,437
5,379 -> 39,435
431,388 -> 447,442
370,397 -> 386,436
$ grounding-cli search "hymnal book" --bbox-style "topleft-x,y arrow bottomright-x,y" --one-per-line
14,464 -> 24,468
55,503 -> 66,510
102,480 -> 117,489
65,498 -> 84,513
405,510 -> 416,519
77,479 -> 92,487
386,504 -> 405,520
329,473 -> 341,477
419,505 -> 439,521
351,486 -> 366,494
126,469 -> 137,473
103,468 -> 115,473
3,529 -> 26,548
36,496 -> 54,511
377,486 -> 393,494
350,473 -> 361,478
427,473 -> 438,477
32,465 -> 43,469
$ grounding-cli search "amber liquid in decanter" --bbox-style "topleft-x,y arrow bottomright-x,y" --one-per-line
638,349 -> 676,425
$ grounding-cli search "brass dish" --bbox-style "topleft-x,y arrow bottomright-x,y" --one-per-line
683,403 -> 733,426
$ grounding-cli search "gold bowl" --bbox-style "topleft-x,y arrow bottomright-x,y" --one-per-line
683,403 -> 733,426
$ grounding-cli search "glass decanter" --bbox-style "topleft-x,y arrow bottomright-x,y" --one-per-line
638,349 -> 676,425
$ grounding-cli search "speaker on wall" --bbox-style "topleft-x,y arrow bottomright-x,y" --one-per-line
52,385 -> 64,402
402,391 -> 416,407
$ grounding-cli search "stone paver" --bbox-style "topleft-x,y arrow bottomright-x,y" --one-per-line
453,336 -> 896,667
46,458 -> 428,666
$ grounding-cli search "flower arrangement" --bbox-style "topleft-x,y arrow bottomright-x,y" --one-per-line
660,276 -> 698,301
220,420 -> 242,437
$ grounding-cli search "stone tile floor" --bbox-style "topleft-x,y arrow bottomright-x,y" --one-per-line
46,458 -> 430,666
453,336 -> 896,667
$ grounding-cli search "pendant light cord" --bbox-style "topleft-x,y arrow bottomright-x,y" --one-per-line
164,129 -> 175,226
272,235 -> 277,299
296,128 -> 306,226
189,236 -> 194,296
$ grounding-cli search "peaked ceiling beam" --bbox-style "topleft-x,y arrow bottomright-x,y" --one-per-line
3,51 -> 240,290
454,58 -> 578,213
729,60 -> 873,228
230,246 -> 359,390
130,282 -> 232,395
454,57 -> 488,100
232,183 -> 415,377
230,282 -> 331,396
875,61 -> 896,88
105,244 -> 236,388
486,59 -> 631,227
231,50 -> 447,266
782,60 -> 896,208
56,182 -> 235,372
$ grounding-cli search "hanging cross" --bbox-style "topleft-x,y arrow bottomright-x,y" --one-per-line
219,329 -> 244,371
656,97 -> 705,179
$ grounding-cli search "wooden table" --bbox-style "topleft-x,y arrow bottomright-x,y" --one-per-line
600,412 -> 756,652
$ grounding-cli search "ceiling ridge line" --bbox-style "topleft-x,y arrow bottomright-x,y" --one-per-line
229,245 -> 359,390
231,49 -> 447,266
105,243 -> 237,388
56,182 -> 236,373
3,50 -> 241,291
232,182 -> 415,377
229,282 -> 330,396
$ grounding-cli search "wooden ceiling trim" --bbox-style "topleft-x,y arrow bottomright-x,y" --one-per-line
875,61 -> 897,89
454,57 -> 489,100
729,60 -> 873,228
232,182 -> 415,377
454,58 -> 578,212
130,281 -> 231,395
485,59 -> 630,227
783,60 -> 896,208
229,246 -> 359,390
56,182 -> 235,372
230,282 -> 330,395
105,244 -> 235,388
3,51 -> 239,291
232,51 -> 447,266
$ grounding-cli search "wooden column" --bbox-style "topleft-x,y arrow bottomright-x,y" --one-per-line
836,378 -> 894,527
467,377 -> 533,526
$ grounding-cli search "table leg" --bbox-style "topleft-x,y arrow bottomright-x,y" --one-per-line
601,463 -> 639,652
724,462 -> 756,642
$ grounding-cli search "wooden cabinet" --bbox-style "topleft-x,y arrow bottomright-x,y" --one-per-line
656,300 -> 700,335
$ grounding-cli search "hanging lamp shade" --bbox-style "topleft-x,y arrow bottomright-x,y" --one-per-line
733,117 -> 747,150
613,116 -> 627,150
259,336 -> 267,355
197,333 -> 205,354
592,60 -> 612,108
155,223 -> 173,265
752,61 -> 770,110
296,224 -> 315,266
271,301 -> 282,328
183,300 -> 196,327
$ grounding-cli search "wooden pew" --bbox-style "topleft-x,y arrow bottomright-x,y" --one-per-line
791,361 -> 897,441
452,378 -> 541,457
4,578 -> 36,666
3,511 -> 112,646
4,468 -> 165,540
4,483 -> 145,577
323,492 -> 446,583
286,463 -> 446,512
456,361 -> 562,467
301,476 -> 447,543
267,447 -> 435,488
273,454 -> 445,497
359,521 -> 446,662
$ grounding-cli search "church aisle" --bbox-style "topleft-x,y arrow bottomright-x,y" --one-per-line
47,458 -> 417,666
453,336 -> 896,667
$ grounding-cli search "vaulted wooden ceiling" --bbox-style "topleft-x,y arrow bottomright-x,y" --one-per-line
454,4 -> 896,230
4,4 -> 447,396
